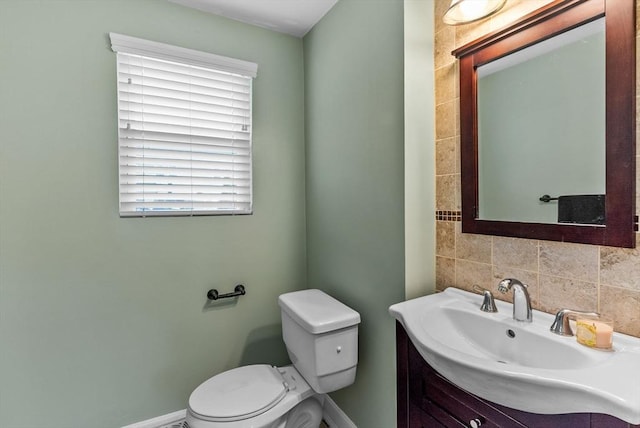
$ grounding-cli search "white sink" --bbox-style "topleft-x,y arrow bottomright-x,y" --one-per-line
389,287 -> 640,424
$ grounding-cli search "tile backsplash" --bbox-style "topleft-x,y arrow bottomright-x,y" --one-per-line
433,0 -> 640,337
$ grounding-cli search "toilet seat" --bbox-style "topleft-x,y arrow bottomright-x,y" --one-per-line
189,365 -> 288,422
186,365 -> 317,428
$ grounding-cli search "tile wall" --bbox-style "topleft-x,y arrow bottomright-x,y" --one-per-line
434,0 -> 640,337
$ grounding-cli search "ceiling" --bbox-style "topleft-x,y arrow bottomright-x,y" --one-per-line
169,0 -> 339,38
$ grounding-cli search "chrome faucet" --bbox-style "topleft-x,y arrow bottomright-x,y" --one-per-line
497,278 -> 532,322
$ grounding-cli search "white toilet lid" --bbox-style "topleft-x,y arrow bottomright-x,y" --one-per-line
189,364 -> 289,422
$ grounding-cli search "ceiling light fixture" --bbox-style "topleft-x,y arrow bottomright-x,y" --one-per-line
443,0 -> 507,25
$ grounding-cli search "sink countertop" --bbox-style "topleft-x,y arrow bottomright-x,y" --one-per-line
389,287 -> 640,424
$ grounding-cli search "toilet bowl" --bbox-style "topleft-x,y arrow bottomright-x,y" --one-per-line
185,289 -> 360,428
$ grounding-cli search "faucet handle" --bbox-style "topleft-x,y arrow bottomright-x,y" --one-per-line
550,309 -> 599,336
472,285 -> 498,313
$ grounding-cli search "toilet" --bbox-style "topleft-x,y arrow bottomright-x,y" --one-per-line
185,289 -> 361,428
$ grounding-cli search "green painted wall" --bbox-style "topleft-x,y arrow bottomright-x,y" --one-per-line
0,1 -> 305,427
304,0 -> 406,426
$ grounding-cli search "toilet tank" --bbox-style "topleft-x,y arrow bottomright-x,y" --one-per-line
278,289 -> 360,394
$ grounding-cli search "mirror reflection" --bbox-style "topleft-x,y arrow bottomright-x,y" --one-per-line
477,19 -> 605,225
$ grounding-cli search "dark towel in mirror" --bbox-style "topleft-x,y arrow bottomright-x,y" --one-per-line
558,194 -> 605,225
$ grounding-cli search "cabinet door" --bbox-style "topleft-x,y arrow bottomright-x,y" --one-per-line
422,399 -> 467,427
591,414 -> 640,428
420,364 -> 527,428
410,402 -> 450,428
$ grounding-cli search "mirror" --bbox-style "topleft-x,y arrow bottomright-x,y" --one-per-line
453,0 -> 636,247
478,19 -> 605,224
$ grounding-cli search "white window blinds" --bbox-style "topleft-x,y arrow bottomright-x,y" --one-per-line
110,33 -> 258,217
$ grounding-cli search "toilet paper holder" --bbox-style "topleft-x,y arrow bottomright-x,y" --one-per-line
207,284 -> 246,301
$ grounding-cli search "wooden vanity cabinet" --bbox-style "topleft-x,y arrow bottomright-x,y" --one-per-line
396,322 -> 640,428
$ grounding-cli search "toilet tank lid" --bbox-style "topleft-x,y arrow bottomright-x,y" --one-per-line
278,289 -> 361,334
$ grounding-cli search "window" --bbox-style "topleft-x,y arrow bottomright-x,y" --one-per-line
109,33 -> 258,217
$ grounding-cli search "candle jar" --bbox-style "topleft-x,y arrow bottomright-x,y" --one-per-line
575,316 -> 614,350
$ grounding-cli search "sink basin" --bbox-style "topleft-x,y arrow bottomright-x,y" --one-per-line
389,287 -> 640,424
441,305 -> 612,370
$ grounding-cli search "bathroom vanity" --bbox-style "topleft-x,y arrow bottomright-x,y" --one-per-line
395,323 -> 640,428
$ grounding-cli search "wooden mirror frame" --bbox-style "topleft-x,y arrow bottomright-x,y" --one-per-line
453,0 -> 636,248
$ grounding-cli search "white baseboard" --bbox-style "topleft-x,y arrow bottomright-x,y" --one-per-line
121,409 -> 186,428
322,395 -> 357,428
121,396 -> 356,428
